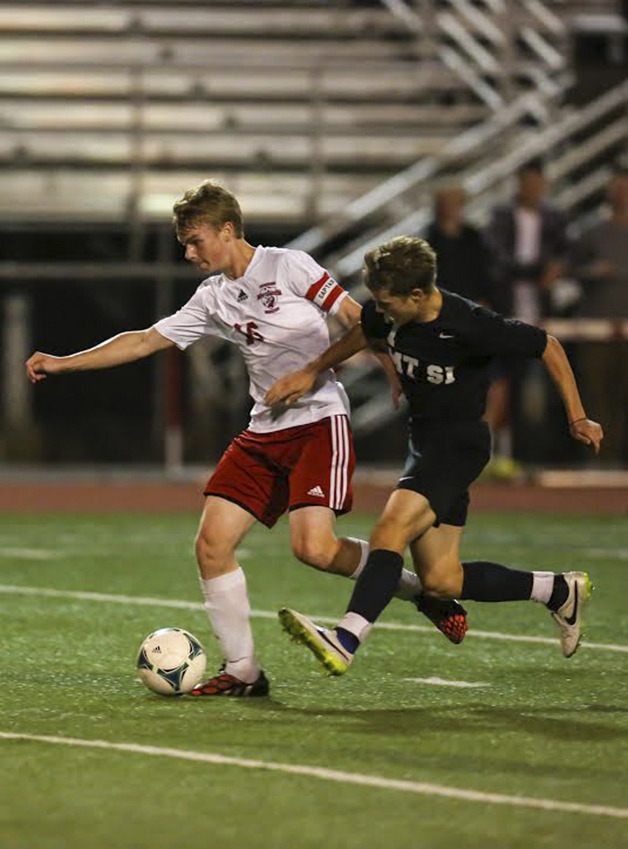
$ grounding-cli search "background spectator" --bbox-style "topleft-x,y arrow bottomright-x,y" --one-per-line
571,166 -> 628,465
423,186 -> 496,306
486,160 -> 569,322
484,161 -> 571,465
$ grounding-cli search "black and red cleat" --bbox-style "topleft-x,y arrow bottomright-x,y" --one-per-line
414,594 -> 468,645
190,669 -> 270,697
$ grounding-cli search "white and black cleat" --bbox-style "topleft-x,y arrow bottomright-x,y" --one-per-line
550,571 -> 593,658
278,608 -> 353,676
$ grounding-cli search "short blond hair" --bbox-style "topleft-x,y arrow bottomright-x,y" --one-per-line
364,236 -> 437,295
173,180 -> 244,238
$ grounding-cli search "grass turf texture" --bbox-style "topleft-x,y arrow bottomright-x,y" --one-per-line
0,511 -> 627,849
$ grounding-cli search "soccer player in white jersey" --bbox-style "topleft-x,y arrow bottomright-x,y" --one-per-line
25,181 -> 466,697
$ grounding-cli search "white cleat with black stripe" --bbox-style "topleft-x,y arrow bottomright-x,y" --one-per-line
550,571 -> 593,658
278,608 -> 353,675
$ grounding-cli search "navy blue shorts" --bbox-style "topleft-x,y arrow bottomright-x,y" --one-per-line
396,420 -> 491,526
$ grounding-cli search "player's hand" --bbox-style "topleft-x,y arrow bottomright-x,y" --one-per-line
265,368 -> 316,407
569,417 -> 603,454
25,352 -> 63,384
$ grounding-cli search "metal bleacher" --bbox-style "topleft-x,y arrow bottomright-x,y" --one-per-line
0,1 -> 462,224
0,0 -> 593,226
0,0 -> 626,468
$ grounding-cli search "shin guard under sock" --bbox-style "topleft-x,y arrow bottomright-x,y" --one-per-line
461,560 -> 533,602
346,549 -> 404,622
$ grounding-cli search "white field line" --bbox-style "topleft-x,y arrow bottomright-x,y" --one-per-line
403,677 -> 491,688
1,583 -> 627,654
0,548 -> 60,560
1,732 -> 627,820
583,548 -> 628,560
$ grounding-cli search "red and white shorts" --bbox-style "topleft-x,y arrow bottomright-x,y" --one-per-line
204,415 -> 355,528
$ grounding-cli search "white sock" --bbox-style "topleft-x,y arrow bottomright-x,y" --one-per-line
530,571 -> 555,604
395,568 -> 422,601
199,568 -> 260,683
347,537 -> 369,579
337,611 -> 372,643
347,537 -> 421,601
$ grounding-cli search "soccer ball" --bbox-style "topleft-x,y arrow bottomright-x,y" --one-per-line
136,627 -> 207,696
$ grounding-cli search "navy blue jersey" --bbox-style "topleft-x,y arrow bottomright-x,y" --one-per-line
361,289 -> 547,422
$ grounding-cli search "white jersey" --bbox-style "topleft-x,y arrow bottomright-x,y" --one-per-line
153,246 -> 351,432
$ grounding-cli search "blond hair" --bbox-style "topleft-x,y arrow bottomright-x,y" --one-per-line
172,180 -> 244,238
364,236 -> 437,295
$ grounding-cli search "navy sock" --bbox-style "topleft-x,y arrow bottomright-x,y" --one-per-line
461,561 -> 533,602
335,627 -> 360,654
346,549 -> 404,623
547,575 -> 568,611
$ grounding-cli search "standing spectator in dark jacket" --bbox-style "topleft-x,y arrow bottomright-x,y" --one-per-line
486,160 -> 569,321
484,161 -> 571,464
571,166 -> 628,464
424,186 -> 496,306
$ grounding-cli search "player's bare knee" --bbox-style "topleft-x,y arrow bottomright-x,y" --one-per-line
195,529 -> 231,571
292,538 -> 335,571
421,562 -> 463,597
371,516 -> 422,551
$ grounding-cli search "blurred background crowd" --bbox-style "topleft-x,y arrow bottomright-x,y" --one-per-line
0,0 -> 626,475
422,161 -> 628,473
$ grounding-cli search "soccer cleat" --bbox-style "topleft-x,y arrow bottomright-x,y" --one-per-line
278,607 -> 353,676
550,571 -> 593,658
415,593 -> 468,644
190,668 -> 270,697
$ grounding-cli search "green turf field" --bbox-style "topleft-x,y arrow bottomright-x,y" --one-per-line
1,510 -> 627,849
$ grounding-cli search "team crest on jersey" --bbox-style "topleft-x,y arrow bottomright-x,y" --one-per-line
257,282 -> 282,314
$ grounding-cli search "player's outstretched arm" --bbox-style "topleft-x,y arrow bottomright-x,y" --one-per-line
25,328 -> 175,384
542,334 -> 603,453
334,294 -> 362,329
265,323 -> 368,407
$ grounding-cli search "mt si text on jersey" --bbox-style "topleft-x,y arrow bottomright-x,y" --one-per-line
390,351 -> 455,385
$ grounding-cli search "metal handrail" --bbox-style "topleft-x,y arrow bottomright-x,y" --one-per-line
289,0 -> 572,257
331,79 -> 628,279
288,90 -> 562,255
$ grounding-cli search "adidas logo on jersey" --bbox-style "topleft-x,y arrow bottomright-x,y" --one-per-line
307,485 -> 325,498
237,289 -> 248,302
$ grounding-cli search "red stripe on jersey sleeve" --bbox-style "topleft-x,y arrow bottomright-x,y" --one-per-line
305,272 -> 346,312
320,285 -> 344,311
305,272 -> 330,302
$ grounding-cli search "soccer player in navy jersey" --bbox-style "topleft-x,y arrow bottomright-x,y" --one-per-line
266,236 -> 603,674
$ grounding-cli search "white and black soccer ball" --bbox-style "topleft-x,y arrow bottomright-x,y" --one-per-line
136,627 -> 207,696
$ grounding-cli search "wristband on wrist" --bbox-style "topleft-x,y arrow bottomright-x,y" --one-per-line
569,416 -> 587,426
